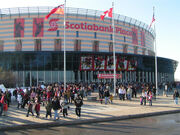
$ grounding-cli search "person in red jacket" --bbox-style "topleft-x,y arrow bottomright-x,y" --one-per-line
3,101 -> 8,116
46,89 -> 52,101
34,95 -> 41,118
0,93 -> 5,116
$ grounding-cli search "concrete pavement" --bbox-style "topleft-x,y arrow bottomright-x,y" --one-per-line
0,93 -> 180,131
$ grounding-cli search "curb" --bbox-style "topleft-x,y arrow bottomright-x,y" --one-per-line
1,109 -> 180,131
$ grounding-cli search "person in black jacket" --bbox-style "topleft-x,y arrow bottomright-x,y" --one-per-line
99,86 -> 104,104
26,100 -> 34,117
22,90 -> 30,108
173,90 -> 179,105
104,89 -> 110,104
152,86 -> 156,100
74,94 -> 83,118
52,96 -> 60,120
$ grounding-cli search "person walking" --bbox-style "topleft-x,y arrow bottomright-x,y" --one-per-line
5,89 -> 11,107
122,86 -> 126,101
34,95 -> 41,118
164,84 -> 168,97
173,90 -> 179,105
61,100 -> 69,118
104,89 -> 110,104
22,91 -> 29,108
0,93 -> 5,116
118,86 -> 123,100
99,85 -> 104,104
148,91 -> 153,106
152,86 -> 156,100
3,100 -> 8,116
132,85 -> 137,98
17,93 -> 22,109
74,94 -> 83,118
126,85 -> 132,101
26,100 -> 34,117
45,99 -> 52,119
141,89 -> 147,105
52,96 -> 61,120
109,94 -> 113,104
13,89 -> 18,101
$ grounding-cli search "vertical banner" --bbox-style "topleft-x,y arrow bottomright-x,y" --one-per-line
0,40 -> 4,51
14,18 -> 24,37
132,28 -> 138,45
141,31 -> 145,46
33,18 -> 44,37
79,56 -> 93,71
106,56 -> 117,71
94,56 -> 106,70
127,58 -> 138,71
117,57 -> 128,71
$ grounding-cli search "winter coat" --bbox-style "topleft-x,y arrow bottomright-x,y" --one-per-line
27,102 -> 33,111
74,97 -> 83,108
127,88 -> 132,95
104,90 -> 110,97
0,95 -> 5,104
35,103 -> 40,112
173,91 -> 179,99
17,94 -> 22,104
52,99 -> 60,110
3,103 -> 8,111
45,101 -> 52,112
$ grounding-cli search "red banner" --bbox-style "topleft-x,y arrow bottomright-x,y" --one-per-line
33,18 -> 44,37
117,57 -> 137,71
106,56 -> 118,71
141,31 -> 145,46
132,28 -> 138,45
117,57 -> 128,71
94,56 -> 106,70
97,74 -> 122,79
79,56 -> 138,71
14,18 -> 24,37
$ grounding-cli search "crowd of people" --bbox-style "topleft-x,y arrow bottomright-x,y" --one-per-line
0,81 -> 179,119
98,83 -> 156,106
0,83 -> 84,119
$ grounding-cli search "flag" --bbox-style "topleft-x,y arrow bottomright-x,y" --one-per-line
108,8 -> 113,18
149,13 -> 155,28
45,5 -> 64,20
100,8 -> 113,20
100,10 -> 108,20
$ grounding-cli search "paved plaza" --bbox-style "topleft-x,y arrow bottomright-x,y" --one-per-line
0,93 -> 180,131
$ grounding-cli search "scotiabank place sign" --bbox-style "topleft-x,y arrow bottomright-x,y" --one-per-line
48,20 -> 140,45
65,21 -> 133,36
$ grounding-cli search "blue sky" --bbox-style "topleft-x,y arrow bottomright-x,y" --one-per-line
1,0 -> 180,80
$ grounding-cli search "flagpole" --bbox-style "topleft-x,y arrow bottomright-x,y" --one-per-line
112,1 -> 116,96
64,0 -> 66,92
153,7 -> 158,95
154,25 -> 158,95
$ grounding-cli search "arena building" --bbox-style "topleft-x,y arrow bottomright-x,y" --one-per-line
0,7 -> 178,87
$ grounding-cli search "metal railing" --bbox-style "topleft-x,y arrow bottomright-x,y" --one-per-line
0,6 -> 155,36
